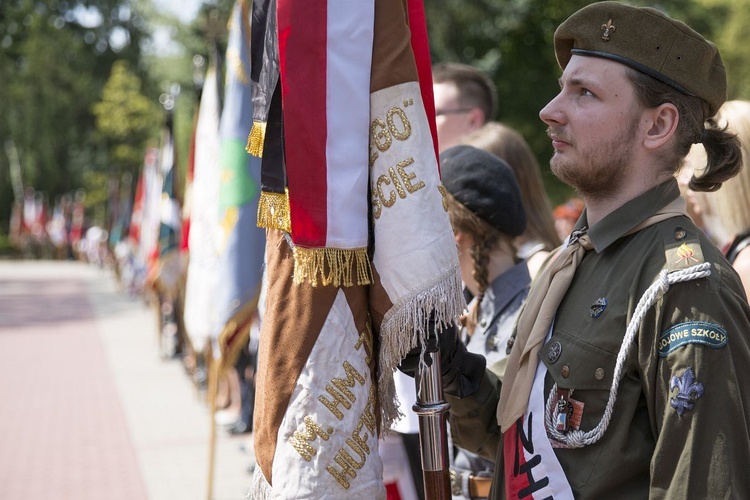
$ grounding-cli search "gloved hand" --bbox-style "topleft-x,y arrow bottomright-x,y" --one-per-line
398,319 -> 486,399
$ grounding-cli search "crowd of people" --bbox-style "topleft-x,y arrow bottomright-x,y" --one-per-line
8,187 -> 110,264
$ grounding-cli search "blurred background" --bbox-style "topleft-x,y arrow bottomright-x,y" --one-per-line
1,0 -> 749,259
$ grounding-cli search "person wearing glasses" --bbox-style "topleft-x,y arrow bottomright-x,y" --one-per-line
432,62 -> 497,152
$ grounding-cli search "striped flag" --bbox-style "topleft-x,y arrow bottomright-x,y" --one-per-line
250,0 -> 463,496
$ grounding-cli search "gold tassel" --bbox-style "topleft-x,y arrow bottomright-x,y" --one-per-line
256,190 -> 291,232
245,121 -> 267,157
292,247 -> 372,287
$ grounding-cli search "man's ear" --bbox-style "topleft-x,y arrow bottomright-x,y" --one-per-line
643,103 -> 679,150
466,107 -> 485,129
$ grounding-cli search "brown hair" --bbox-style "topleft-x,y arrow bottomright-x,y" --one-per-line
432,62 -> 498,123
684,100 -> 750,244
462,122 -> 560,251
447,192 -> 514,334
626,68 -> 742,192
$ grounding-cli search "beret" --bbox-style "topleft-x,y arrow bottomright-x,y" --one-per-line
554,1 -> 726,118
440,145 -> 526,237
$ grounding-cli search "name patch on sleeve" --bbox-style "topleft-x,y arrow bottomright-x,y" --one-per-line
658,322 -> 728,357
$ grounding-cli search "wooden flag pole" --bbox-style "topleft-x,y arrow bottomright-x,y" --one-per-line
206,354 -> 221,500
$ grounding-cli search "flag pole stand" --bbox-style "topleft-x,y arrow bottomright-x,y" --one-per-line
414,353 -> 452,500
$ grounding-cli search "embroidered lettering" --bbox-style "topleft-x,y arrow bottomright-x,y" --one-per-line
325,416 -> 373,489
372,157 -> 425,219
388,167 -> 408,199
331,361 -> 366,403
359,387 -> 377,435
318,384 -> 352,420
396,157 -> 425,193
375,174 -> 396,209
658,321 -> 727,357
354,324 -> 374,364
288,416 -> 333,461
437,184 -> 449,212
371,118 -> 391,152
387,106 -> 412,141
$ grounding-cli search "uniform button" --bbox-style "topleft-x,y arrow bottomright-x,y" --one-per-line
480,319 -> 488,328
546,341 -> 562,363
674,227 -> 687,240
595,368 -> 605,380
561,365 -> 570,378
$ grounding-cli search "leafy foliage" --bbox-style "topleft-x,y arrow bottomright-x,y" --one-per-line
425,0 -> 736,206
0,0 -> 152,230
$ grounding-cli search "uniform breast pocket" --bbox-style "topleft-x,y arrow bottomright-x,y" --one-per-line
539,328 -> 619,489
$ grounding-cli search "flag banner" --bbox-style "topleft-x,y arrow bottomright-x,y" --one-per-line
180,110 -> 198,253
149,116 -> 183,296
247,0 -> 291,233
183,60 -> 222,351
251,0 -> 463,497
250,0 -> 375,288
215,0 -> 266,357
136,147 -> 162,280
367,0 -> 463,426
253,230 -> 382,498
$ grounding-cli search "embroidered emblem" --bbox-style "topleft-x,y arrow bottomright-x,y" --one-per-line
666,239 -> 705,272
590,297 -> 607,318
601,19 -> 616,41
669,367 -> 703,415
675,242 -> 699,265
658,321 -> 727,357
546,341 -> 562,363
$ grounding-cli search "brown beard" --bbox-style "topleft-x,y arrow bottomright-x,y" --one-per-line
549,114 -> 640,200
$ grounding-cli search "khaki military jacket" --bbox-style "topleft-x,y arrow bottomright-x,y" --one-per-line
447,180 -> 750,499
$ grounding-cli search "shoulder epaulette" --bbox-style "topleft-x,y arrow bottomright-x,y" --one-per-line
664,224 -> 705,273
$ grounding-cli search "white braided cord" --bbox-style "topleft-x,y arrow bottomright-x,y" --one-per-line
544,262 -> 712,448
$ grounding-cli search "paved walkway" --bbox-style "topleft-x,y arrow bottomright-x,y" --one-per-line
0,260 -> 254,500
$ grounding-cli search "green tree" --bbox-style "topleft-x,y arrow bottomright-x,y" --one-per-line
0,0 -> 152,232
93,60 -> 163,177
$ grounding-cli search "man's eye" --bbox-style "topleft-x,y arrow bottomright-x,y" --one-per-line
581,89 -> 594,97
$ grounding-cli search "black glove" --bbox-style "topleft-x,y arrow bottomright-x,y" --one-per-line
398,319 -> 486,399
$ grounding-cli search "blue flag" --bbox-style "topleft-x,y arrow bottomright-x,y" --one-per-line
215,0 -> 266,350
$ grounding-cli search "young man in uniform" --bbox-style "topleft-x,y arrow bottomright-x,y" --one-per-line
433,62 -> 497,152
404,2 -> 750,497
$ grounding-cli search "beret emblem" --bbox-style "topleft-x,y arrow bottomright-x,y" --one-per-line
601,19 -> 616,41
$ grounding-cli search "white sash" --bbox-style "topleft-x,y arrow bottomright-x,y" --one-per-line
503,344 -> 574,499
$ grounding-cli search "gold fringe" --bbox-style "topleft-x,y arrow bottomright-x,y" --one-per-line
292,246 -> 373,287
245,121 -> 267,157
257,190 -> 291,232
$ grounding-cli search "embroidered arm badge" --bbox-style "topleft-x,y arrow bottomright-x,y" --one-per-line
658,321 -> 727,357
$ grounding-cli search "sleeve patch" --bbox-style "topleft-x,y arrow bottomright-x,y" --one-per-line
658,321 -> 727,357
